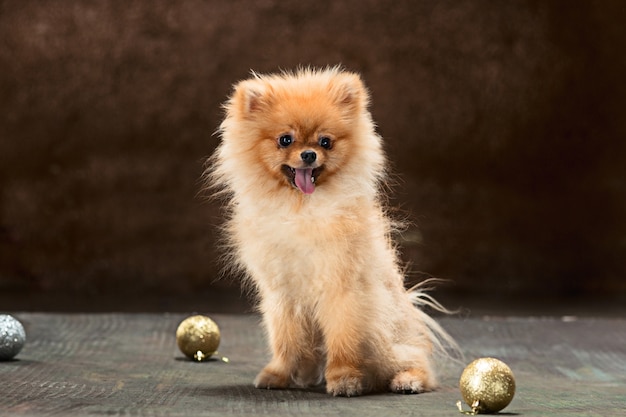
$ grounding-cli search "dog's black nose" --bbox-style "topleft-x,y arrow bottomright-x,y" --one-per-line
300,150 -> 317,164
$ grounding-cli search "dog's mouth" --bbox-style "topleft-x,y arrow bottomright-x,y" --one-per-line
281,165 -> 324,194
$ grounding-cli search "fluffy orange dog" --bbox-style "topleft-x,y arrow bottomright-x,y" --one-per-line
208,67 -> 455,396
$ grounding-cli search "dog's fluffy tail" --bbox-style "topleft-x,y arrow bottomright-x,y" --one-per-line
408,279 -> 463,361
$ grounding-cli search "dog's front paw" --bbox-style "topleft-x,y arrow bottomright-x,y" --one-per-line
254,367 -> 290,390
390,368 -> 433,394
326,375 -> 363,397
325,367 -> 364,397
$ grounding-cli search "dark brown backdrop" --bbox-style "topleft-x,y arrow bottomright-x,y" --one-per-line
1,0 -> 625,308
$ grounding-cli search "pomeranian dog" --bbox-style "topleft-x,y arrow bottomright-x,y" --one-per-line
207,67 -> 456,396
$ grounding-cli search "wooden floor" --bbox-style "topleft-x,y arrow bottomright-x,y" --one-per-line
1,312 -> 625,416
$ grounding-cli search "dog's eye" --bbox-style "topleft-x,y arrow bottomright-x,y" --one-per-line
319,136 -> 332,149
278,134 -> 293,147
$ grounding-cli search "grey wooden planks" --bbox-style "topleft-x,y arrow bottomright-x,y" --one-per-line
1,314 -> 624,416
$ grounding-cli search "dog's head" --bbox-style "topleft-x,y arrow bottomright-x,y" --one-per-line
217,67 -> 384,198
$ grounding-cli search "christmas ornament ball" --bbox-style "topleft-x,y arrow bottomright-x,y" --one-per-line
176,315 -> 220,361
0,314 -> 26,361
459,357 -> 516,414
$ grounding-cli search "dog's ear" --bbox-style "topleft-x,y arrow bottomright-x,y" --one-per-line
230,79 -> 273,118
329,72 -> 369,115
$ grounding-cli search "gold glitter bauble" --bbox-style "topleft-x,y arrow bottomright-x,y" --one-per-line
459,357 -> 516,414
176,315 -> 220,362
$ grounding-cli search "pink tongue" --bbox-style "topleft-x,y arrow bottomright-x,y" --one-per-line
294,168 -> 315,194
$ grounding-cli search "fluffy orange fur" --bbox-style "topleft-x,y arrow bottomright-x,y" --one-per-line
207,67 -> 456,396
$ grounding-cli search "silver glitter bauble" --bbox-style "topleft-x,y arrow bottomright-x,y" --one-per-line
0,314 -> 26,360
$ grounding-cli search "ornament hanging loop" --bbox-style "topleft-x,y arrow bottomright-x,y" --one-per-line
456,400 -> 481,415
